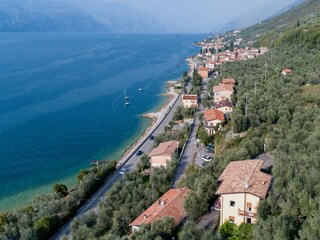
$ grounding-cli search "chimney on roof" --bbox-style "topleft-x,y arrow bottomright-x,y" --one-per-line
179,189 -> 182,192
143,215 -> 147,220
244,182 -> 249,189
262,181 -> 266,185
159,199 -> 165,206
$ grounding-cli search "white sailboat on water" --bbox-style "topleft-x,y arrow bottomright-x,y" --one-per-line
124,89 -> 129,100
124,89 -> 130,106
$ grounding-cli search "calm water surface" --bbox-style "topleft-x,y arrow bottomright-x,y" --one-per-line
0,33 -> 202,210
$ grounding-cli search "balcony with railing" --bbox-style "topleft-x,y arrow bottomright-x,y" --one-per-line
238,209 -> 257,218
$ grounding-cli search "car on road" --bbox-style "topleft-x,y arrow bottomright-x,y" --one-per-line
201,155 -> 213,162
119,168 -> 127,175
205,149 -> 214,153
136,150 -> 143,156
149,135 -> 155,140
206,144 -> 214,150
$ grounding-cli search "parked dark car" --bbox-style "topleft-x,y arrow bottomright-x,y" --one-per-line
149,135 -> 155,140
136,150 -> 143,156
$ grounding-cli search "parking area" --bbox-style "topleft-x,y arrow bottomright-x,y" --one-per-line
194,144 -> 214,167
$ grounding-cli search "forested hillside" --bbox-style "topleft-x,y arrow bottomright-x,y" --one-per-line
213,1 -> 320,238
241,0 -> 320,45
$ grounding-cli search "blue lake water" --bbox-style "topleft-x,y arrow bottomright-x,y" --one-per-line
0,33 -> 202,210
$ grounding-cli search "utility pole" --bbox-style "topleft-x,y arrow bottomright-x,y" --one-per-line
254,81 -> 257,97
245,93 -> 248,129
264,63 -> 268,80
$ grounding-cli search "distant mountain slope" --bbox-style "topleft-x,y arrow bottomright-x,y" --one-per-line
265,0 -> 306,20
67,1 -> 166,33
0,0 -> 106,32
215,0 -> 307,34
241,0 -> 320,43
0,0 -> 165,32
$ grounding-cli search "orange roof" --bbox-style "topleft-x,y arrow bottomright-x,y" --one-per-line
198,66 -> 210,72
149,140 -> 179,157
213,84 -> 234,93
215,100 -> 233,109
204,109 -> 225,122
130,188 -> 191,226
222,78 -> 236,85
282,68 -> 294,73
182,94 -> 198,100
216,160 -> 272,199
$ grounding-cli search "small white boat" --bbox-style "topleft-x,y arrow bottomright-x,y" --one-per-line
124,89 -> 129,100
138,88 -> 143,91
125,102 -> 130,106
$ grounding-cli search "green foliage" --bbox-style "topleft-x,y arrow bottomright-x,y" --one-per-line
34,215 -> 60,240
178,220 -> 201,240
137,154 -> 151,171
0,161 -> 116,240
53,184 -> 68,197
219,221 -> 236,239
184,191 -> 208,220
196,125 -> 214,146
150,216 -> 175,238
231,223 -> 253,240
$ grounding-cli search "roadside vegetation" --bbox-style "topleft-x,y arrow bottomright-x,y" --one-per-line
0,162 -> 116,240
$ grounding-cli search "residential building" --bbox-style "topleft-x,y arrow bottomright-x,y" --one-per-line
207,61 -> 216,69
203,109 -> 225,135
129,188 -> 191,232
182,94 -> 199,108
198,66 -> 211,79
221,78 -> 236,85
215,160 -> 272,226
213,84 -> 234,102
282,68 -> 294,76
215,100 -> 234,114
148,140 -> 179,168
260,46 -> 269,54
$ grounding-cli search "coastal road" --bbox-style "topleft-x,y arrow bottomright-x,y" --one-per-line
52,84 -> 189,240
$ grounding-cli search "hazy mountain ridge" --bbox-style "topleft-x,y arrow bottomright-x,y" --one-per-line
0,0 -> 165,32
215,0 -> 306,33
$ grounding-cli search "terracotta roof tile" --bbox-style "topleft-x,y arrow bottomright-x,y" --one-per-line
216,160 -> 272,199
213,84 -> 234,93
215,100 -> 234,109
198,66 -> 210,71
204,109 -> 225,122
222,78 -> 236,85
130,188 -> 191,226
149,140 -> 179,157
182,94 -> 198,100
282,68 -> 294,73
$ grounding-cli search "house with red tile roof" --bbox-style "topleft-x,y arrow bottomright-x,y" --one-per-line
149,140 -> 179,168
215,160 -> 272,226
281,68 -> 294,76
130,188 -> 191,232
182,94 -> 199,108
221,78 -> 236,85
214,100 -> 234,114
198,66 -> 211,79
213,84 -> 234,103
203,109 -> 225,135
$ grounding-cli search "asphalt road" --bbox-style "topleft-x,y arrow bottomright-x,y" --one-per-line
51,85 -> 191,239
172,82 -> 208,186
